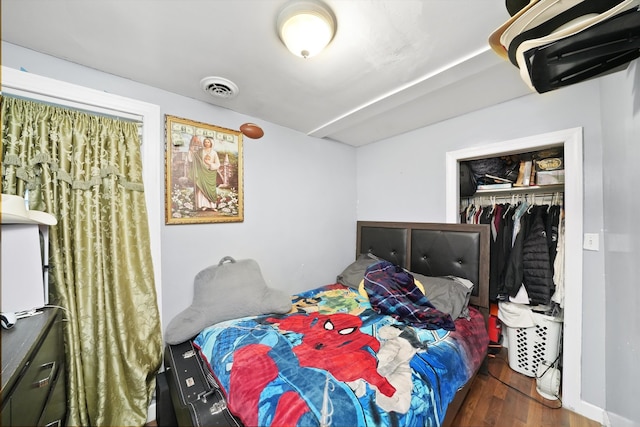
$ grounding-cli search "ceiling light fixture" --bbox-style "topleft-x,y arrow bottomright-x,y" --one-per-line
277,0 -> 337,59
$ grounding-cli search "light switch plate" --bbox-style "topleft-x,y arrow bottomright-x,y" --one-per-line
583,233 -> 599,251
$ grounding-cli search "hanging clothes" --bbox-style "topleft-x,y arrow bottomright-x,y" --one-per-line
546,204 -> 562,273
502,202 -> 530,299
489,203 -> 504,301
551,216 -> 566,308
496,204 -> 515,301
521,205 -> 555,305
460,194 -> 563,306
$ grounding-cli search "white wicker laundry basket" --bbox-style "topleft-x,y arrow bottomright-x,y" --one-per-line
506,311 -> 562,377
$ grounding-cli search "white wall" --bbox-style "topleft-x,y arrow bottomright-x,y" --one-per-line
7,40 -> 637,424
600,62 -> 640,427
356,77 -> 609,416
2,42 -> 358,334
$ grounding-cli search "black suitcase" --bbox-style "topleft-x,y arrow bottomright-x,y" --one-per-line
156,369 -> 178,427
161,340 -> 242,427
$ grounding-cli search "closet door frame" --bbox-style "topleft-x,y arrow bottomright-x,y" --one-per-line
445,127 -> 600,422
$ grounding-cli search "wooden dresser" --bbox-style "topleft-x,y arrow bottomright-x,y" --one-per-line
1,307 -> 66,427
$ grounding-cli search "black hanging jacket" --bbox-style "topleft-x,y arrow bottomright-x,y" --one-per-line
501,209 -> 527,298
521,207 -> 555,305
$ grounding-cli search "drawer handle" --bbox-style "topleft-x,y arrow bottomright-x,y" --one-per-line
33,361 -> 56,388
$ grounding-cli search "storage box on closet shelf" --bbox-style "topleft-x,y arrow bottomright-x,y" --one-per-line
506,311 -> 562,377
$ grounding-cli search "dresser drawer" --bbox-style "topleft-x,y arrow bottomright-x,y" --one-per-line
37,360 -> 66,427
1,396 -> 11,426
5,311 -> 64,427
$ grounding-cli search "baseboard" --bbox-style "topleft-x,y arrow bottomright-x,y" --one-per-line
564,399 -> 605,425
604,411 -> 638,427
146,399 -> 156,424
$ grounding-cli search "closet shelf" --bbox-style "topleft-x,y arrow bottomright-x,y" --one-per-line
473,183 -> 564,196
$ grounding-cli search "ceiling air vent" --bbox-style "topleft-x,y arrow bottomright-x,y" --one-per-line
200,76 -> 239,99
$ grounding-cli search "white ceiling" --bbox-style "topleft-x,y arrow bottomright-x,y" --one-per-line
1,0 -> 534,146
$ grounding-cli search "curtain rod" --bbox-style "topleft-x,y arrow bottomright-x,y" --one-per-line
1,87 -> 143,123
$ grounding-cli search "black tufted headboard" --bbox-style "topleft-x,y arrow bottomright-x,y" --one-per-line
356,221 -> 490,310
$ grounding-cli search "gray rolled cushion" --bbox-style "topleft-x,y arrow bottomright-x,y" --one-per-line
165,256 -> 292,344
336,253 -> 381,288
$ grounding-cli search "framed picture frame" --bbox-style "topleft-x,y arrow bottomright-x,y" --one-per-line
165,115 -> 243,224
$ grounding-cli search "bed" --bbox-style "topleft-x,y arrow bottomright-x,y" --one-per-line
160,221 -> 490,427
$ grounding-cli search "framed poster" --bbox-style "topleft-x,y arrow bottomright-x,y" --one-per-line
165,115 -> 243,224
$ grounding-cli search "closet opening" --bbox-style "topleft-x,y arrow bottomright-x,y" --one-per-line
460,147 -> 566,402
444,127 -> 593,420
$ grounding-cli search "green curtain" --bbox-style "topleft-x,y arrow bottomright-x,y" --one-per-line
1,95 -> 162,427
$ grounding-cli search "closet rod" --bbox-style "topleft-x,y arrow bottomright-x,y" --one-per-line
463,191 -> 564,207
474,183 -> 564,196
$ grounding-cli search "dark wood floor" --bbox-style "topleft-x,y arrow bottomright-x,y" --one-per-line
452,351 -> 602,427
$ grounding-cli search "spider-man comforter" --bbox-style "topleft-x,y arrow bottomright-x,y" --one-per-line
194,284 -> 488,427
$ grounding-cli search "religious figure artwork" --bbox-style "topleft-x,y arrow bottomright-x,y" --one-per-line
165,115 -> 243,224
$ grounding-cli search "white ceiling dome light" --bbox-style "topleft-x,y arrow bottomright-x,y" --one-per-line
277,0 -> 337,59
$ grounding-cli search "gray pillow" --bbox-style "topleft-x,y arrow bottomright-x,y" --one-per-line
165,256 -> 292,344
412,273 -> 474,319
336,253 -> 381,289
